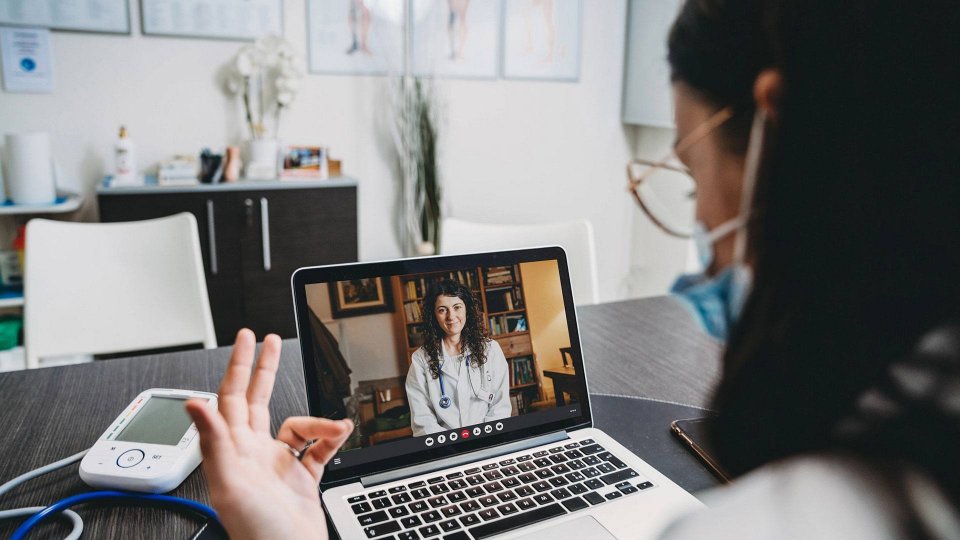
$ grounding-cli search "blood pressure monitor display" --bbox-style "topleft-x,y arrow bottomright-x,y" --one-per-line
114,396 -> 194,446
80,388 -> 218,493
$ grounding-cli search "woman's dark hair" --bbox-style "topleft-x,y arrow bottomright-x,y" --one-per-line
671,0 -> 960,506
667,0 -> 775,154
420,279 -> 488,379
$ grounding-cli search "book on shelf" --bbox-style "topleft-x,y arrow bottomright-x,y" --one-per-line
404,271 -> 477,302
404,301 -> 423,323
510,393 -> 528,415
489,314 -> 526,336
486,288 -> 524,313
509,356 -> 535,387
485,265 -> 516,286
407,325 -> 425,348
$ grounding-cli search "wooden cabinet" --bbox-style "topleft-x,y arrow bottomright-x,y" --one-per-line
97,179 -> 358,344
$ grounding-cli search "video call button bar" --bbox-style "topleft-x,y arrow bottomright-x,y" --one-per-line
328,405 -> 581,471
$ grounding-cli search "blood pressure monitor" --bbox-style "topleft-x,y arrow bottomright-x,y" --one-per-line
79,388 -> 218,493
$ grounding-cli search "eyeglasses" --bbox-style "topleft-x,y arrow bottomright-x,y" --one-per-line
627,107 -> 734,238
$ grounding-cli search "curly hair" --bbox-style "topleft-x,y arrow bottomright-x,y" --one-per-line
420,278 -> 488,379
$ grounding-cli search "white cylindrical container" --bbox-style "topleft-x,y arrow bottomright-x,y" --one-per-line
244,138 -> 279,180
4,132 -> 56,205
114,126 -> 138,184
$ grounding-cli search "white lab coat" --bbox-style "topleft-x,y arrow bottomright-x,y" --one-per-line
405,340 -> 511,436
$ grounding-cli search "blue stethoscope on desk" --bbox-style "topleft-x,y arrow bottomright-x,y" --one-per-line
437,354 -> 492,409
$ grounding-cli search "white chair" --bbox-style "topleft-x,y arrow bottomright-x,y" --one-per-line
24,213 -> 217,369
440,218 -> 600,304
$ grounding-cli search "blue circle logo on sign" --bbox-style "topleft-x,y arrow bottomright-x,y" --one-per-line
20,58 -> 36,72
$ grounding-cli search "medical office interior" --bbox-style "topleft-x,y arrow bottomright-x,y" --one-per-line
0,0 -> 689,372
0,0 -> 724,536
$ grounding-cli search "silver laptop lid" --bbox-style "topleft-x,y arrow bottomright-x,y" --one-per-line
291,247 -> 592,488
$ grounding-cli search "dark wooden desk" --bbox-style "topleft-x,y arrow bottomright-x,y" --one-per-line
542,366 -> 579,405
0,296 -> 720,538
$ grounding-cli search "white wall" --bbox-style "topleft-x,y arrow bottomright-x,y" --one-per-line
0,0 -> 659,301
304,282 -> 402,392
626,125 -> 693,297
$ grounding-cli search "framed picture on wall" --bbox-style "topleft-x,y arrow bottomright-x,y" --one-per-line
501,0 -> 582,81
306,0 -> 403,75
328,277 -> 394,318
0,0 -> 131,34
411,0 -> 501,79
140,0 -> 283,41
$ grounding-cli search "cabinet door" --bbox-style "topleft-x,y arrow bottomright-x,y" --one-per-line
237,187 -> 358,338
97,192 -> 244,346
622,0 -> 682,126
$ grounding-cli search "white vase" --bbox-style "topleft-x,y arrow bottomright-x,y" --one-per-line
244,138 -> 279,180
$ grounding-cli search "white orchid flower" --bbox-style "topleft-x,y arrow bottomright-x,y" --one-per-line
235,47 -> 256,77
277,91 -> 295,106
225,75 -> 242,94
279,60 -> 304,79
275,76 -> 301,94
227,36 -> 299,139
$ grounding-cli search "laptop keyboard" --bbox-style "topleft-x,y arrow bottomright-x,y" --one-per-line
345,439 -> 655,540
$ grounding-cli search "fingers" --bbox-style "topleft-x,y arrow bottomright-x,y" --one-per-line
300,419 -> 354,482
277,417 -> 349,449
247,334 -> 282,433
185,399 -> 234,468
218,329 -> 257,428
277,417 -> 353,480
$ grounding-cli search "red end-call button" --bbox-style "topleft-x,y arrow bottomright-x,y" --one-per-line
461,429 -> 470,439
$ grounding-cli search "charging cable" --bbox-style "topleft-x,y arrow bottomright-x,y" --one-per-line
0,507 -> 83,540
0,450 -> 88,539
1,449 -> 219,539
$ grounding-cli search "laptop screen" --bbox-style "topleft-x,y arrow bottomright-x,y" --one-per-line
292,247 -> 591,485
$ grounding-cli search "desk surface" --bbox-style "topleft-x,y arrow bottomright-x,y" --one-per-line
0,296 -> 721,538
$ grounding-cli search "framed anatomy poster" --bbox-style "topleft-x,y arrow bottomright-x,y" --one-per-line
307,0 -> 403,75
411,0 -> 501,79
501,0 -> 581,81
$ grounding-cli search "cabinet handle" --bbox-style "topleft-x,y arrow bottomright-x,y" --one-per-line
206,199 -> 218,275
260,197 -> 271,272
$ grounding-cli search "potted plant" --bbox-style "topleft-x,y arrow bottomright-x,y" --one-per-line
393,76 -> 441,256
225,36 -> 304,180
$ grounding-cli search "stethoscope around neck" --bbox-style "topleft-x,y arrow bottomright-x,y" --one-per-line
437,354 -> 491,409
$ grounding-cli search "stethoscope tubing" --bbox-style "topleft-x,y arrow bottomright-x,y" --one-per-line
437,354 -> 490,409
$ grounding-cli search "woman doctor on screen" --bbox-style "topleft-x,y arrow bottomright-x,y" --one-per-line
405,279 -> 511,436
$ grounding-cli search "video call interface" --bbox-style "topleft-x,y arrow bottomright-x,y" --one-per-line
302,260 -> 581,470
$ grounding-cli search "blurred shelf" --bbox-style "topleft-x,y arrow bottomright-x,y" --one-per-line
0,291 -> 24,308
0,193 -> 82,215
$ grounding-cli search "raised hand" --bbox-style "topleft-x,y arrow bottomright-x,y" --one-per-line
185,329 -> 353,540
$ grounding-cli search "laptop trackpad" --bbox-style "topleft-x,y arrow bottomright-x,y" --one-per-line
516,516 -> 617,540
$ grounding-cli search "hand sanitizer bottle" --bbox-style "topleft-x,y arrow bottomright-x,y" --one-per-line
114,126 -> 137,185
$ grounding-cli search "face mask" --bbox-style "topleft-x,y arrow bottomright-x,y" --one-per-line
671,261 -> 752,340
671,111 -> 768,340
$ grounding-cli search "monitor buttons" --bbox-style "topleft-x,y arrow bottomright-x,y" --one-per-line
117,449 -> 145,468
425,437 -> 435,447
495,422 -> 504,431
473,427 -> 481,436
461,429 -> 470,439
437,434 -> 446,444
484,425 -> 493,434
449,432 -> 458,442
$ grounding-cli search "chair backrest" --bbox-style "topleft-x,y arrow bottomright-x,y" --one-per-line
440,218 -> 600,304
24,213 -> 217,369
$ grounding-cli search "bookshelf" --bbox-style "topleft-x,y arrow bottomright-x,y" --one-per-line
391,264 -> 544,413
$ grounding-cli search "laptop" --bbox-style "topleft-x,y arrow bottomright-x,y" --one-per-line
292,247 -> 702,540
